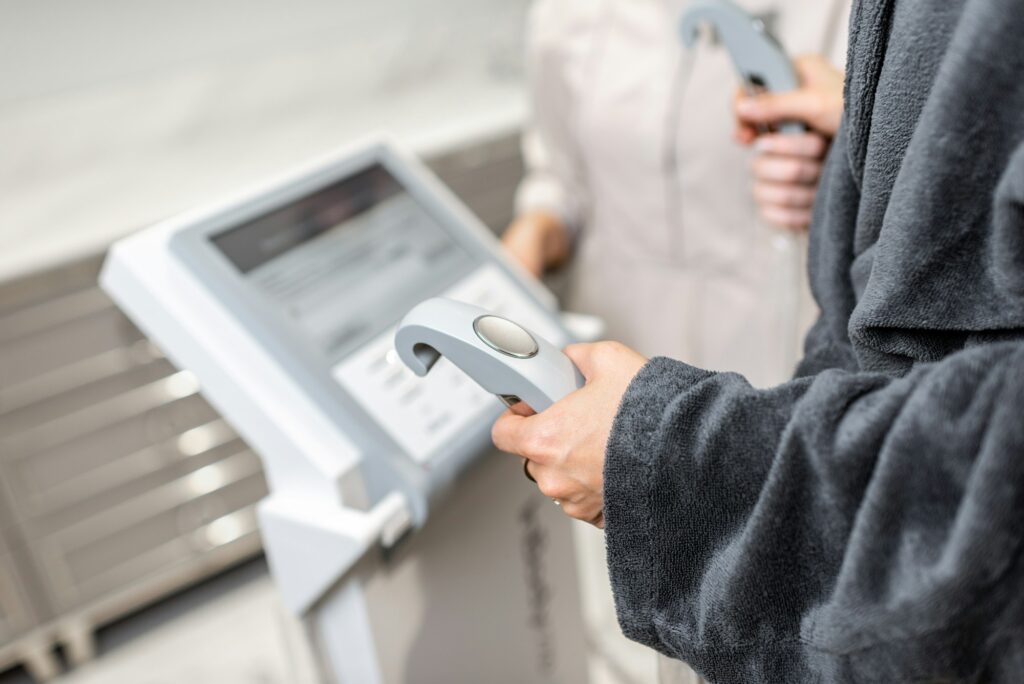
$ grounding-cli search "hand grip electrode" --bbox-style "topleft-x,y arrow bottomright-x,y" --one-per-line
394,298 -> 584,413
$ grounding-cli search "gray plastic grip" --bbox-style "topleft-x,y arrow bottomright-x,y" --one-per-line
680,0 -> 804,134
394,298 -> 584,413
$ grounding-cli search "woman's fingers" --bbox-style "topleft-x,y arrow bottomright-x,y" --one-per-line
751,154 -> 822,184
491,411 -> 532,457
747,132 -> 830,232
509,401 -> 536,417
530,466 -> 603,524
733,89 -> 760,144
492,409 -> 559,465
760,206 -> 814,232
559,501 -> 604,526
733,55 -> 844,137
492,342 -> 648,530
528,464 -> 576,502
754,132 -> 827,158
735,89 -> 826,129
753,180 -> 818,209
731,60 -> 839,233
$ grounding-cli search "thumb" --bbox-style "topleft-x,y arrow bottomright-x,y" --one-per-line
735,89 -> 818,127
563,342 -> 599,381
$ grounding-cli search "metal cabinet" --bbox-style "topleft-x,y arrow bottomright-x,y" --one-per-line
0,256 -> 269,676
31,452 -> 264,612
0,537 -> 35,647
0,132 -> 523,681
429,134 -> 523,232
0,523 -> 59,682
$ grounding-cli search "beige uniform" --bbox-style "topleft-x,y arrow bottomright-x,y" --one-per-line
514,0 -> 849,681
517,0 -> 849,386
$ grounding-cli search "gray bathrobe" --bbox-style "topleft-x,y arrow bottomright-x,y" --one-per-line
604,0 -> 1024,681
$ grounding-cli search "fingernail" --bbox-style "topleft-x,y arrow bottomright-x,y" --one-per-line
736,99 -> 755,115
754,137 -> 770,152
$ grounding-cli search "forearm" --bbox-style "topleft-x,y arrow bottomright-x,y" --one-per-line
605,342 -> 1024,683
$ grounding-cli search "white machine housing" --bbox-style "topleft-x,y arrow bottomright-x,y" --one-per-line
100,138 -> 589,683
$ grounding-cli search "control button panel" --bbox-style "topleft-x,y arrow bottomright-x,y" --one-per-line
332,264 -> 564,464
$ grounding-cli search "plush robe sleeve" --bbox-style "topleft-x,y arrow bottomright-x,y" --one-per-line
604,342 -> 1024,683
604,3 -> 1024,681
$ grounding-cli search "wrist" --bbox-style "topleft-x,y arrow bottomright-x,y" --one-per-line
535,212 -> 570,268
508,211 -> 569,270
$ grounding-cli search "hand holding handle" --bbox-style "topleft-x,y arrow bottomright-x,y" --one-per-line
394,298 -> 584,413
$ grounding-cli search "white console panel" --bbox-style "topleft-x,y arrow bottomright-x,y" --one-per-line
332,263 -> 566,464
100,138 -> 591,684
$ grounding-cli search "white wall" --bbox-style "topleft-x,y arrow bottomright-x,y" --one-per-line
0,0 -> 529,279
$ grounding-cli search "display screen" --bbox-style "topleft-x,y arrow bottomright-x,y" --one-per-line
211,163 -> 475,362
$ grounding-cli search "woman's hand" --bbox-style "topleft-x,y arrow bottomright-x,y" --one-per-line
734,55 -> 844,140
734,55 -> 844,232
500,211 -> 570,278
491,341 -> 648,528
749,132 -> 829,231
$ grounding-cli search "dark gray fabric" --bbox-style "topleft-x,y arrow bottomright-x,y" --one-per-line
603,0 -> 1024,682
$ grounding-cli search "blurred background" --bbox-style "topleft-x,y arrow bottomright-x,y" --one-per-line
0,1 -> 541,681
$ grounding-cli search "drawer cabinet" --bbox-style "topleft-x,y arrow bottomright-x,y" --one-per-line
31,452 -> 264,612
4,427 -> 246,540
0,295 -> 141,390
0,255 -> 269,670
0,541 -> 38,645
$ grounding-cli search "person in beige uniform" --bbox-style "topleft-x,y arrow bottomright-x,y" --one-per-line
502,1 -> 850,682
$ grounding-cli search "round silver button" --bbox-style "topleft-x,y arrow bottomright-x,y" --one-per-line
473,315 -> 539,359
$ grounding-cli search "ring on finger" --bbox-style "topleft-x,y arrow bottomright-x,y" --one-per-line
523,459 -> 536,483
